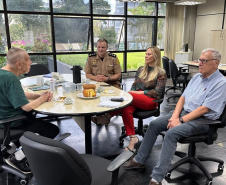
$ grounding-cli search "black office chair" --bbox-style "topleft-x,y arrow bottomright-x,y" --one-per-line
119,87 -> 165,145
19,131 -> 129,185
162,56 -> 181,94
0,115 -> 30,185
167,59 -> 191,103
119,74 -> 125,90
25,64 -> 50,77
165,106 -> 226,185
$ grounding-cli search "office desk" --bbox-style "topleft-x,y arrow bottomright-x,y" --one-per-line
21,75 -> 133,154
181,61 -> 226,76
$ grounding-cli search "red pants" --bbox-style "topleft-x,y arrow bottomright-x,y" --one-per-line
110,92 -> 158,135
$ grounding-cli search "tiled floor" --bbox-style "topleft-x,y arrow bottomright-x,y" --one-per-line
1,77 -> 226,185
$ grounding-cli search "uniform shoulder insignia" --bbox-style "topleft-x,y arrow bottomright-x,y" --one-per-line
89,52 -> 97,57
108,53 -> 116,58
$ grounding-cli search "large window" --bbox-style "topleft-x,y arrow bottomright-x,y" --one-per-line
0,14 -> 7,53
0,0 -> 166,72
9,14 -> 52,53
54,17 -> 90,52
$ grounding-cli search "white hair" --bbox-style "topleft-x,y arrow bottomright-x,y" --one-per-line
201,48 -> 221,61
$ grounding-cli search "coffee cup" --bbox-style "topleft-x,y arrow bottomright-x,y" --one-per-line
97,86 -> 104,92
64,97 -> 73,105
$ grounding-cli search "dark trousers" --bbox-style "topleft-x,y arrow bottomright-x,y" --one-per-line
12,118 -> 59,140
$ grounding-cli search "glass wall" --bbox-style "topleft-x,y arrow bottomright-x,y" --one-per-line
0,0 -> 166,72
0,14 -> 7,53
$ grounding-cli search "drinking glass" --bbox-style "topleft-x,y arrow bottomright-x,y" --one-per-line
76,83 -> 83,92
36,76 -> 44,86
71,83 -> 77,92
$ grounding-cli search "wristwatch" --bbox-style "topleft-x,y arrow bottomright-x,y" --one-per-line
108,77 -> 111,81
179,117 -> 184,123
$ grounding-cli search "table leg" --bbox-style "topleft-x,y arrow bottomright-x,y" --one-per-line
84,116 -> 92,154
72,116 -> 92,154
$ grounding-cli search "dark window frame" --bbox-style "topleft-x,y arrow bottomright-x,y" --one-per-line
0,0 -> 165,73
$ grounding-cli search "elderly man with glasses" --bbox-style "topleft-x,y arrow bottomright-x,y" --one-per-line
122,48 -> 226,185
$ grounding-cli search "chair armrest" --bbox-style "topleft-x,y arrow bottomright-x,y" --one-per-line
54,133 -> 71,142
197,120 -> 221,125
153,98 -> 164,103
180,72 -> 190,76
107,151 -> 133,172
181,67 -> 188,72
0,115 -> 27,125
197,119 -> 221,145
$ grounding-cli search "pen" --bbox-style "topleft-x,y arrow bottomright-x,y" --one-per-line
203,87 -> 207,91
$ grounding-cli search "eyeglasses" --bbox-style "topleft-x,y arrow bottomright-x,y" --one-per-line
198,59 -> 218,64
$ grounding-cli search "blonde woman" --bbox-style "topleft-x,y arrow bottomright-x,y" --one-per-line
92,46 -> 167,152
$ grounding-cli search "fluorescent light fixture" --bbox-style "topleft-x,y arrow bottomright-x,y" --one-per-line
175,0 -> 206,5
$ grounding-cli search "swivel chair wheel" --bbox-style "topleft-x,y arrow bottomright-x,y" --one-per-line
205,179 -> 212,185
165,172 -> 171,178
119,139 -> 124,145
20,179 -> 27,185
218,164 -> 224,171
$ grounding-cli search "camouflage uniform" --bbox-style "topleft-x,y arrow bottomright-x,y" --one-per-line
85,51 -> 122,88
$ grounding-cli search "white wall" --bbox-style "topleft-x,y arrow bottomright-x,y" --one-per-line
193,0 -> 225,59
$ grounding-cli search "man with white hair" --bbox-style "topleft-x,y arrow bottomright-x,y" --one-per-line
0,47 -> 59,173
123,48 -> 226,185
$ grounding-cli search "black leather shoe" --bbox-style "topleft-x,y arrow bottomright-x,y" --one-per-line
122,158 -> 145,170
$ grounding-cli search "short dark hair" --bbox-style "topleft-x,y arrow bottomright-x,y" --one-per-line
97,39 -> 108,46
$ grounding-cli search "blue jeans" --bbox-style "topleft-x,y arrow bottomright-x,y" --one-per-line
134,110 -> 209,182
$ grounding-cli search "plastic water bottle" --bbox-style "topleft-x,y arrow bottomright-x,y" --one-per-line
50,79 -> 55,92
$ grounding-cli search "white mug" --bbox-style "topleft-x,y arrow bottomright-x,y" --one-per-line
97,86 -> 104,92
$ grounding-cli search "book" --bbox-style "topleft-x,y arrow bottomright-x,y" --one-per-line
97,101 -> 122,108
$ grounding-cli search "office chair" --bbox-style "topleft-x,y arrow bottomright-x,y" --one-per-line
167,59 -> 191,103
119,87 -> 165,145
162,56 -> 180,94
165,106 -> 226,185
25,64 -> 50,77
19,131 -> 130,185
119,74 -> 125,90
0,115 -> 30,185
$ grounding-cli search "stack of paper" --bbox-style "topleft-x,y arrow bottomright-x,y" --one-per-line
97,101 -> 122,108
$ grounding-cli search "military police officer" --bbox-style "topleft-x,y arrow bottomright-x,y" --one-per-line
85,39 -> 122,89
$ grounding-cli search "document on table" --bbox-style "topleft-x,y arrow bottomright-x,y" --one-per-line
97,101 -> 122,108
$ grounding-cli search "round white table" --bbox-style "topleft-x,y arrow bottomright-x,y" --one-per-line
21,74 -> 133,154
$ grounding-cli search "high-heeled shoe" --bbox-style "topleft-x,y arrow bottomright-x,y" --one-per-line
125,136 -> 139,154
91,115 -> 110,126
